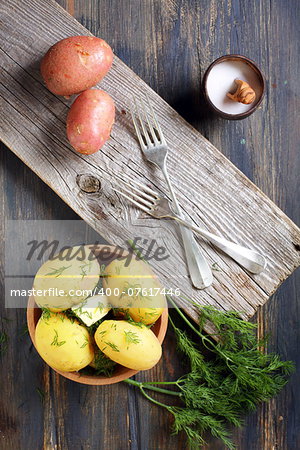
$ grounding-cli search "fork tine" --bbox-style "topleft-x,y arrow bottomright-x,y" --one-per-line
113,188 -> 151,214
133,97 -> 152,146
139,96 -> 159,145
113,182 -> 154,207
130,104 -> 146,150
118,180 -> 156,203
120,173 -> 159,197
114,172 -> 157,201
146,94 -> 166,145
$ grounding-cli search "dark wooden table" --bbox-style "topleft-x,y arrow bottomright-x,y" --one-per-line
0,1 -> 299,449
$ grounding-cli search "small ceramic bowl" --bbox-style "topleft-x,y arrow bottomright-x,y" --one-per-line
27,244 -> 168,385
202,54 -> 265,120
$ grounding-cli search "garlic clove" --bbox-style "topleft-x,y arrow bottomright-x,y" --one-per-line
227,79 -> 256,105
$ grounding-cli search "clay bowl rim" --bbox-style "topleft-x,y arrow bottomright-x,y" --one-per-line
26,244 -> 169,385
202,54 -> 266,120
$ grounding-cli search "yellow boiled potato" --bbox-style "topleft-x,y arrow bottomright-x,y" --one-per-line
33,245 -> 100,311
126,307 -> 164,325
35,312 -> 94,372
94,320 -> 162,370
103,257 -> 166,315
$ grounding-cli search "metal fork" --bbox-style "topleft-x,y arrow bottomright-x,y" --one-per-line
130,96 -> 213,289
113,174 -> 267,274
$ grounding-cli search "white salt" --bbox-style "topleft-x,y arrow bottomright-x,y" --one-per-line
206,60 -> 263,115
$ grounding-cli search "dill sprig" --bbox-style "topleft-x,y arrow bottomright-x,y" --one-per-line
87,318 -> 104,336
0,331 -> 8,356
63,309 -> 77,324
105,341 -> 120,352
36,387 -> 45,403
79,261 -> 92,279
19,323 -> 29,337
45,265 -> 71,277
50,329 -> 66,347
211,262 -> 222,272
124,330 -> 141,345
41,307 -> 52,321
124,299 -> 294,449
93,350 -> 116,376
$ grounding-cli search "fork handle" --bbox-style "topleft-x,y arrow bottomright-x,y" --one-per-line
172,216 -> 266,274
161,167 -> 213,289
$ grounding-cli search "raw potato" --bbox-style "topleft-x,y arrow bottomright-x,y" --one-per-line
103,256 -> 166,323
66,89 -> 115,154
33,245 -> 100,311
95,320 -> 162,370
35,312 -> 94,372
40,35 -> 113,96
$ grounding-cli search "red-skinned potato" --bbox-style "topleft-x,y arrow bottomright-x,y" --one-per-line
40,36 -> 113,96
66,89 -> 115,154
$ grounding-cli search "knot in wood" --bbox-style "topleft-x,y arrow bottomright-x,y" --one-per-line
76,174 -> 101,193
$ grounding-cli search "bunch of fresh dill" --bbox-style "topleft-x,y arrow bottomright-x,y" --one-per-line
124,297 -> 294,449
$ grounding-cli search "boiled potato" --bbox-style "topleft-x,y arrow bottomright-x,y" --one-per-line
95,320 -> 162,370
114,307 -> 164,326
33,245 -> 100,311
35,312 -> 94,372
40,35 -> 113,96
103,256 -> 166,324
66,89 -> 115,154
125,307 -> 164,325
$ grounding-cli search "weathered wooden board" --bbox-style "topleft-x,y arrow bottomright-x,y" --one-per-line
1,0 -> 300,321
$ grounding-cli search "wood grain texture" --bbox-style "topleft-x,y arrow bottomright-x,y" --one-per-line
0,1 -> 299,450
0,0 -> 300,326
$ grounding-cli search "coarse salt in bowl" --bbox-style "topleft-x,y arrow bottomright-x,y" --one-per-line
203,55 -> 265,119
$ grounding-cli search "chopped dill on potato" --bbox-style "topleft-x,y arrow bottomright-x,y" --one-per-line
41,307 -> 51,321
45,265 -> 71,277
50,329 -> 66,347
105,341 -> 120,352
124,330 -> 141,345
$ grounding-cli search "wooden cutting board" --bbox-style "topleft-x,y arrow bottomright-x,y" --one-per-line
1,0 -> 300,322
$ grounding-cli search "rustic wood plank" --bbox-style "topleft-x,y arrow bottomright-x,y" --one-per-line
1,0 -> 299,324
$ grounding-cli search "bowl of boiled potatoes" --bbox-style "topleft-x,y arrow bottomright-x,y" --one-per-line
27,245 -> 168,385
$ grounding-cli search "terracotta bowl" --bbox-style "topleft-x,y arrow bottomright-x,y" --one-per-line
27,297 -> 168,385
27,244 -> 168,384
